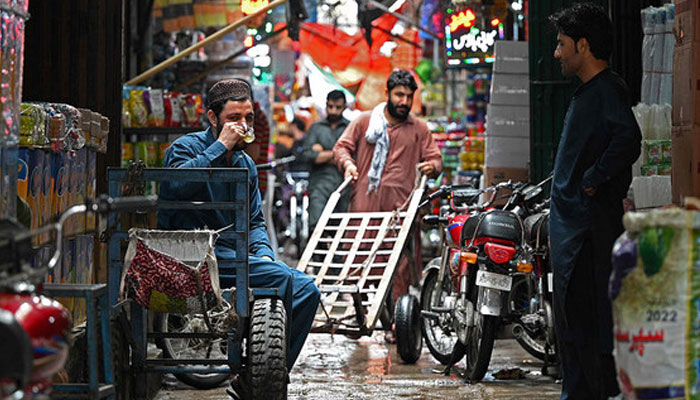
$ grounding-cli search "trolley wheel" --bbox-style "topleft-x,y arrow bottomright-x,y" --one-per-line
246,298 -> 288,400
395,294 -> 422,364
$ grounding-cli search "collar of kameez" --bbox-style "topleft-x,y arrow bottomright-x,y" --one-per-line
573,67 -> 611,97
205,126 -> 245,166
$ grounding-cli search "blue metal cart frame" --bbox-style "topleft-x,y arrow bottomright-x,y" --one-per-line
107,167 -> 284,398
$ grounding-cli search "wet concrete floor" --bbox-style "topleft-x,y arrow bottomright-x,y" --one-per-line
155,332 -> 561,400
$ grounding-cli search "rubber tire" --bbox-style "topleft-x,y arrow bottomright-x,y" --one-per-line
246,298 -> 288,400
395,294 -> 423,364
420,270 -> 455,365
465,314 -> 497,382
154,313 -> 231,390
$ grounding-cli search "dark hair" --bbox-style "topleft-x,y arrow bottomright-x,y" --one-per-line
326,90 -> 346,103
291,118 -> 306,132
386,69 -> 417,93
549,2 -> 613,61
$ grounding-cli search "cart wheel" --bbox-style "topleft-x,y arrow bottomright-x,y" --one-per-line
247,298 -> 287,400
154,312 -> 230,389
395,294 -> 422,364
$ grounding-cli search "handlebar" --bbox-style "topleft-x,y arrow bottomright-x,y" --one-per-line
256,155 -> 296,171
46,195 -> 158,270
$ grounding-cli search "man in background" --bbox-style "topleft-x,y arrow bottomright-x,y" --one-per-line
333,70 -> 441,313
303,90 -> 351,233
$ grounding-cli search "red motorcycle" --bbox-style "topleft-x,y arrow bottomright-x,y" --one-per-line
0,195 -> 156,398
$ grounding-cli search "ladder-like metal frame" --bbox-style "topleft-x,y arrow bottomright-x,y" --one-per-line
296,176 -> 427,336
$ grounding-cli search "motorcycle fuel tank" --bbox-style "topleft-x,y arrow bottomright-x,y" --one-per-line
446,214 -> 469,248
461,212 -> 521,245
0,293 -> 72,383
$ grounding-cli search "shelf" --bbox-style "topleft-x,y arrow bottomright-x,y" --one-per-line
122,127 -> 204,136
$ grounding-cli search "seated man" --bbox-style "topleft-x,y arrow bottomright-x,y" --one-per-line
158,79 -> 320,396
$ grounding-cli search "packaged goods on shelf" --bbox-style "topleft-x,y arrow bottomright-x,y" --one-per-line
641,4 -> 674,105
123,85 -> 205,129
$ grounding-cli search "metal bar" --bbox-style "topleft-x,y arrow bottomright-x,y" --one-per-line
124,0 -> 289,86
108,167 -> 249,182
148,332 -> 237,340
86,292 -> 98,393
144,365 -> 237,374
172,25 -> 289,92
145,359 -> 232,366
251,287 -> 279,297
99,294 -> 114,386
131,303 -> 147,398
366,0 -> 440,40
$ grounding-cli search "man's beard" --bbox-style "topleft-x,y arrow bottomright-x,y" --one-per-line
386,99 -> 409,120
215,118 -> 248,151
327,113 -> 342,123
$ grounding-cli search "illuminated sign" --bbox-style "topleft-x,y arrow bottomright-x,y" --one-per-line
242,0 -> 269,15
444,6 -> 505,67
449,9 -> 476,32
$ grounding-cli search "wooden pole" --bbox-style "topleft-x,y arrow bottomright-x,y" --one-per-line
124,0 -> 289,86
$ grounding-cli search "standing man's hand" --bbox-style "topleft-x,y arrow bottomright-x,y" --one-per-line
344,161 -> 359,182
584,186 -> 597,196
312,144 -> 323,152
417,161 -> 436,178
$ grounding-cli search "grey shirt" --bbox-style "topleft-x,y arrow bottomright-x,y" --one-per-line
302,117 -> 350,194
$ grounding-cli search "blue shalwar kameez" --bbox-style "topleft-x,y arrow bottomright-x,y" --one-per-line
158,128 -> 321,371
549,69 -> 641,399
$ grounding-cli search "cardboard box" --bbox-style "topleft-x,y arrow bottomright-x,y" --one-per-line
674,0 -> 699,47
486,104 -> 530,137
671,124 -> 700,203
493,41 -> 529,74
485,135 -> 530,169
489,73 -> 529,106
672,43 -> 700,125
482,167 -> 530,204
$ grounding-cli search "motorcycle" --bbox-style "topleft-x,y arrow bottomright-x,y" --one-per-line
504,177 -> 558,372
402,180 -> 544,381
0,195 -> 156,399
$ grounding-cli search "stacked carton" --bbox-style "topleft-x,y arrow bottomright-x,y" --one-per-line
671,0 -> 700,203
484,41 -> 530,188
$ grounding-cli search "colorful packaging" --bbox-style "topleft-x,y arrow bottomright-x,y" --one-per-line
51,152 -> 68,224
72,148 -> 87,234
645,140 -> 663,165
86,150 -> 96,231
40,152 -> 52,244
146,89 -> 165,127
159,143 -> 170,166
164,92 -> 183,127
129,89 -> 149,128
17,147 -> 29,201
661,140 -> 672,164
121,143 -> 134,168
613,210 -> 700,399
134,142 -> 159,167
27,150 -> 44,244
122,97 -> 132,128
658,163 -> 672,176
181,93 -> 204,127
641,165 -> 658,176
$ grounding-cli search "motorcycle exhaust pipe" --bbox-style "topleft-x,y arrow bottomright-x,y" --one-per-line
512,323 -> 526,340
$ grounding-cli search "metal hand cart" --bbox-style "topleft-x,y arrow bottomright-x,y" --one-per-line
295,175 -> 427,337
107,167 -> 289,400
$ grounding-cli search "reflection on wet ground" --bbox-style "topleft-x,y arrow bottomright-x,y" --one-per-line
155,332 -> 561,400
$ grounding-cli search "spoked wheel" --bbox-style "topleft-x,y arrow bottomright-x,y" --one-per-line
395,294 -> 422,363
464,299 -> 497,382
509,276 -> 557,362
246,298 -> 287,400
420,269 -> 458,365
154,306 -> 232,389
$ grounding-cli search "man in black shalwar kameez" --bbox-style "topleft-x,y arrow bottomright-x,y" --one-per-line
548,4 -> 642,399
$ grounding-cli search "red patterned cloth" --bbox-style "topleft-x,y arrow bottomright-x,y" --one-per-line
125,240 -> 213,309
